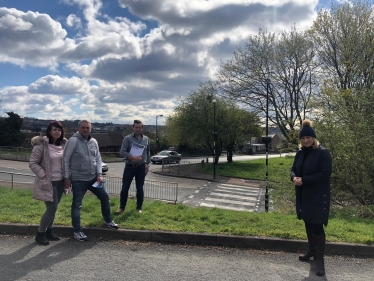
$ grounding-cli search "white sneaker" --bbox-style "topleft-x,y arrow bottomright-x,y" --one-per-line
74,231 -> 88,241
105,221 -> 119,229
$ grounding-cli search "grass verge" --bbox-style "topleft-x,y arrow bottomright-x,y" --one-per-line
1,186 -> 374,245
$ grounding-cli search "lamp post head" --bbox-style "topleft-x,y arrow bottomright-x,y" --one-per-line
212,99 -> 216,103
265,78 -> 271,85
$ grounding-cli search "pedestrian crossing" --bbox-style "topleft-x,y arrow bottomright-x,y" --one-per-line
183,182 -> 265,212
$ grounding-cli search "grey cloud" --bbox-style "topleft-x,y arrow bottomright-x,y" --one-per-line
120,1 -> 314,38
60,35 -> 140,60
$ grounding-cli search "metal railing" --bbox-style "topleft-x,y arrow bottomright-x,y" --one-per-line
0,171 -> 178,204
0,147 -> 31,161
102,176 -> 178,203
180,156 -> 210,165
161,156 -> 210,174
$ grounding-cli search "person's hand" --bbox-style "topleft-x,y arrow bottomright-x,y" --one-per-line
131,156 -> 142,163
293,177 -> 303,186
64,187 -> 71,196
97,175 -> 103,183
64,180 -> 71,189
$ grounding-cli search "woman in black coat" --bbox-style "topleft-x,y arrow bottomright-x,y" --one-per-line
290,120 -> 332,276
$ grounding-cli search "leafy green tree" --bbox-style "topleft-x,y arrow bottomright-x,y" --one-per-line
314,84 -> 374,206
219,27 -> 318,144
0,112 -> 25,146
311,0 -> 374,207
166,85 -> 261,164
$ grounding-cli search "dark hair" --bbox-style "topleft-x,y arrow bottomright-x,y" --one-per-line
46,121 -> 65,146
133,119 -> 143,128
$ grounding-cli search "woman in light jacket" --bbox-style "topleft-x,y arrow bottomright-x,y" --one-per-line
290,120 -> 332,276
29,121 -> 68,245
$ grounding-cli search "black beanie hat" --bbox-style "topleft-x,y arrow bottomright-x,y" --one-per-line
299,119 -> 316,139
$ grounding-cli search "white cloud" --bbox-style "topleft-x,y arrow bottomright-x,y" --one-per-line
28,75 -> 90,94
0,7 -> 73,68
66,14 -> 82,29
0,0 -> 320,124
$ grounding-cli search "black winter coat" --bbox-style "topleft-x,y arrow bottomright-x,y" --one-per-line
290,146 -> 332,226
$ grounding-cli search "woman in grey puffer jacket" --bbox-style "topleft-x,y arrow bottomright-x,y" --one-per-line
29,121 -> 67,245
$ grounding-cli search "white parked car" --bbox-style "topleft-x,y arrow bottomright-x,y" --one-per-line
102,162 -> 108,173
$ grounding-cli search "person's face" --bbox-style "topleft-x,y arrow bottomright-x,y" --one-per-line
50,126 -> 61,141
133,123 -> 143,136
78,122 -> 91,139
301,136 -> 314,148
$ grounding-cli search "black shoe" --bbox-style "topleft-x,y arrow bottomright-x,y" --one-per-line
46,228 -> 60,241
35,231 -> 49,246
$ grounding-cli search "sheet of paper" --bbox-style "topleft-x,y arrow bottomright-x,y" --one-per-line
92,181 -> 100,187
130,143 -> 145,157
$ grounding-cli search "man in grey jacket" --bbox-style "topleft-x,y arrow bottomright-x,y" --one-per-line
63,120 -> 118,241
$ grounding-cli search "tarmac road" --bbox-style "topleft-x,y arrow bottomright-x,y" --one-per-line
1,234 -> 373,281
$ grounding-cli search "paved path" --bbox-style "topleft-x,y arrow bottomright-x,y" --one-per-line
1,234 -> 373,281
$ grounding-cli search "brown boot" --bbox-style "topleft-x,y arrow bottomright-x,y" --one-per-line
315,234 -> 326,276
299,226 -> 315,261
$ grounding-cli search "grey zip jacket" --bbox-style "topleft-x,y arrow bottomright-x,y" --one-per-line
62,132 -> 102,181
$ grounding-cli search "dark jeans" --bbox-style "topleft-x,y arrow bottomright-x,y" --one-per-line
120,164 -> 146,210
71,177 -> 112,232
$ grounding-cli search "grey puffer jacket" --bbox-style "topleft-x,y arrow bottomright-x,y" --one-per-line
62,132 -> 102,181
29,136 -> 67,202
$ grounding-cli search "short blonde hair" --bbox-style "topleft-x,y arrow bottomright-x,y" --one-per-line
78,120 -> 91,127
299,137 -> 320,149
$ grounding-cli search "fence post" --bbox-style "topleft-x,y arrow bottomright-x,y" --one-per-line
11,173 -> 14,190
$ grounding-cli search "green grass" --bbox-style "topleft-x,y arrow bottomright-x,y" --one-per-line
1,186 -> 374,245
201,155 -> 295,183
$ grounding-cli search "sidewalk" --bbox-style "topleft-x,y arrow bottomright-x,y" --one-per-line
1,163 -> 374,257
152,162 -> 263,187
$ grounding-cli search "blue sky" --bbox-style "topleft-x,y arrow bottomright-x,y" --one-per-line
0,0 -> 338,125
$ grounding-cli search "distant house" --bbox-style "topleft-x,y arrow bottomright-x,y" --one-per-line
239,134 -> 283,154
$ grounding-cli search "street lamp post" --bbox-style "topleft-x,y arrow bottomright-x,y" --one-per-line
262,78 -> 272,213
156,114 -> 163,154
212,99 -> 217,179
207,92 -> 217,179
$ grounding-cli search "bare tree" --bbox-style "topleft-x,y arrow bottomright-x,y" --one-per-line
311,0 -> 374,91
218,27 -> 318,143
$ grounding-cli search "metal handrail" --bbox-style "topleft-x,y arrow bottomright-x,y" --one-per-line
0,171 -> 178,204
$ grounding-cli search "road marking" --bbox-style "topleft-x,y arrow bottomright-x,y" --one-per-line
200,203 -> 255,212
196,183 -> 262,212
204,197 -> 257,206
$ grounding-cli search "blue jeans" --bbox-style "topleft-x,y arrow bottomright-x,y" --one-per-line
120,164 -> 145,210
71,177 -> 112,232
